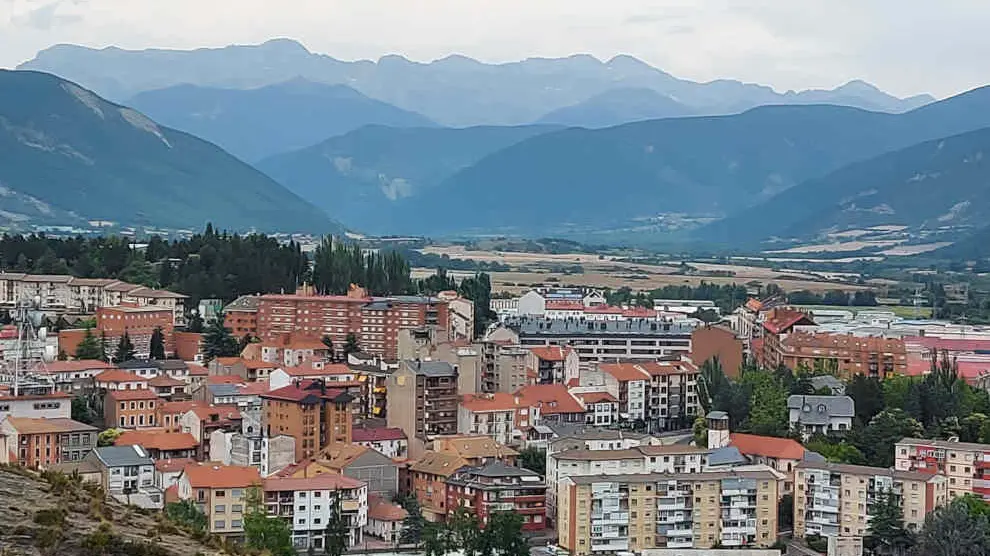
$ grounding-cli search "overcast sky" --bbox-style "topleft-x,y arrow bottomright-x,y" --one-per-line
1,0 -> 986,98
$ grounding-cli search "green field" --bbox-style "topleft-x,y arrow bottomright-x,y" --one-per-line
794,304 -> 932,319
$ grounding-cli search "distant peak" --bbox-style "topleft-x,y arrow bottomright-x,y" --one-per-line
435,54 -> 480,65
834,79 -> 883,94
258,38 -> 310,53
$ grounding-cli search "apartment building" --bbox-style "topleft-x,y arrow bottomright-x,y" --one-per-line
547,444 -> 709,523
895,437 -> 990,499
261,379 -> 354,462
0,274 -> 183,317
598,360 -> 702,430
263,474 -> 368,550
772,331 -> 907,379
35,360 -> 112,392
277,443 -> 400,498
480,340 -> 530,394
386,360 -> 459,457
575,392 -> 620,427
794,461 -> 947,539
352,427 -> 408,459
500,317 -> 694,365
557,470 -> 779,555
254,286 -> 449,361
116,429 -> 199,460
458,392 -> 522,445
0,392 -> 72,420
0,417 -> 98,467
446,461 -> 547,531
409,450 -> 470,521
758,308 -> 816,368
527,346 -> 580,385
432,434 -> 519,466
223,294 -> 261,337
106,388 -> 159,428
96,305 -> 176,358
690,324 -> 745,379
177,463 -> 262,537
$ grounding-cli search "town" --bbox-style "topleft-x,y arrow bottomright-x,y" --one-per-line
1,264 -> 988,556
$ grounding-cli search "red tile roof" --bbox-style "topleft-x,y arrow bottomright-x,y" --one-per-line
460,392 -> 521,412
576,391 -> 618,404
237,381 -> 271,395
262,380 -> 348,403
186,363 -> 209,376
263,474 -> 365,492
515,384 -> 585,414
281,363 -> 353,377
599,363 -> 650,382
368,495 -> 408,521
107,389 -> 158,401
207,375 -> 245,385
745,298 -> 763,312
94,369 -> 147,383
545,300 -> 584,311
904,353 -> 990,383
352,427 -> 407,442
117,430 -> 198,451
214,357 -> 242,366
585,305 -> 624,314
529,346 -> 572,362
159,400 -> 203,415
243,359 -> 278,370
904,336 -> 990,353
730,433 -> 805,460
148,375 -> 186,388
42,360 -> 112,373
3,417 -> 97,434
155,457 -> 196,473
188,405 -> 242,422
181,462 -> 261,489
622,307 -> 657,318
762,309 -> 815,335
637,360 -> 700,377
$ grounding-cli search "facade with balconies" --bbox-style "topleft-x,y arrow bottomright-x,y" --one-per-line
263,474 -> 368,550
895,437 -> 990,500
446,461 -> 547,531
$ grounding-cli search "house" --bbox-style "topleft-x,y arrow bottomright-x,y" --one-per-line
0,392 -> 72,421
514,384 -> 586,426
179,405 -> 242,460
86,445 -> 162,509
574,391 -> 619,427
49,457 -> 102,484
458,392 -> 522,446
0,417 -> 98,468
321,444 -> 400,497
155,457 -> 196,491
268,362 -> 360,391
116,429 -> 198,460
787,395 -> 855,439
177,462 -> 262,537
432,434 -> 519,466
446,461 -> 547,531
895,437 -> 990,499
725,432 -> 811,494
263,474 -> 368,550
526,346 -> 580,385
105,389 -> 159,428
148,375 -> 188,400
352,427 -> 408,459
36,360 -> 112,392
93,369 -> 149,391
366,495 -> 407,543
408,451 -> 469,521
157,400 -> 203,433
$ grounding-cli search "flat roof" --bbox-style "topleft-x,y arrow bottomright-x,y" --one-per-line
505,317 -> 694,337
567,469 -> 779,484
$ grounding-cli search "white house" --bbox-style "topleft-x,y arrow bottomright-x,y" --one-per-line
352,427 -> 408,459
366,496 -> 407,543
787,395 -> 855,439
263,474 -> 368,550
86,445 -> 162,509
0,392 -> 72,421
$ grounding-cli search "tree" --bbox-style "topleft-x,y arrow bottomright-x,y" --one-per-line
56,349 -> 68,361
865,490 -> 914,556
913,498 -> 990,556
483,511 -> 529,556
422,521 -> 454,556
202,319 -> 240,362
519,446 -> 546,475
805,435 -> 866,465
745,369 -> 789,437
399,496 -> 425,545
244,486 -> 293,556
74,326 -> 103,360
847,374 -> 885,424
97,428 -> 121,447
113,332 -> 136,363
344,332 -> 360,357
448,506 -> 483,556
693,415 -> 708,447
850,409 -> 924,467
71,396 -> 94,424
165,500 -> 207,533
324,492 -> 349,556
149,327 -> 166,360
322,335 -> 335,361
778,494 -> 794,532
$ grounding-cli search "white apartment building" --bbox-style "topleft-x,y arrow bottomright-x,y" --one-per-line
895,437 -> 990,499
264,474 -> 368,550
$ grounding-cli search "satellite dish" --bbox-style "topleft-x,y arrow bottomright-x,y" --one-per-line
38,327 -> 47,340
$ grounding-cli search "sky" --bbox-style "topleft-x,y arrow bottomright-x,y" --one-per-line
0,0 -> 987,98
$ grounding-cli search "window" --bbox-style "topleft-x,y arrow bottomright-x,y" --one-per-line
232,504 -> 243,513
231,520 -> 242,528
299,505 -> 306,511
214,520 -> 225,529
232,489 -> 243,498
216,490 -> 226,497
215,505 -> 226,513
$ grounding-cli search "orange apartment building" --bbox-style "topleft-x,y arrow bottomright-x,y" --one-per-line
774,331 -> 908,379
691,324 -> 745,378
223,295 -> 260,338
252,286 -> 450,361
0,417 -> 98,468
408,450 -> 469,522
759,308 -> 816,368
261,379 -> 355,462
106,388 -> 159,428
97,305 -> 175,358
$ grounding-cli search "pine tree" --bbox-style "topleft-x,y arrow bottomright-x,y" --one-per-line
865,490 -> 914,555
202,319 -> 240,362
99,331 -> 109,363
399,496 -> 425,545
74,326 -> 103,360
114,332 -> 136,363
243,487 -> 293,556
149,327 -> 166,360
324,492 -> 349,556
344,332 -> 360,357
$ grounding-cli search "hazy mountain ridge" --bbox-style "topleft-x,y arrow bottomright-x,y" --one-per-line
0,70 -> 342,233
21,39 -> 934,127
128,79 -> 436,162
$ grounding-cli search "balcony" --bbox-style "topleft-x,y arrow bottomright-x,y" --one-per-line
341,499 -> 360,512
590,540 -> 628,552
590,511 -> 629,524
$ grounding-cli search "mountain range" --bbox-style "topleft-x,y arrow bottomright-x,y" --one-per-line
0,70 -> 341,233
128,79 -> 435,162
20,39 -> 933,128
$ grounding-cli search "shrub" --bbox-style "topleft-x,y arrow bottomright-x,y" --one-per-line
33,508 -> 66,527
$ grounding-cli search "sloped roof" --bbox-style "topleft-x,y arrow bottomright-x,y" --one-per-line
352,427 -> 407,442
264,474 -> 365,492
529,346 -> 572,362
409,451 -> 469,477
434,435 -> 520,459
181,462 -> 260,489
599,363 -> 650,382
94,369 -> 146,383
93,445 -> 153,467
576,391 -> 618,404
460,392 -> 520,412
107,389 -> 158,401
368,496 -> 408,521
730,432 -> 805,460
787,395 -> 855,425
3,417 -> 96,434
515,384 -> 584,414
42,360 -> 112,373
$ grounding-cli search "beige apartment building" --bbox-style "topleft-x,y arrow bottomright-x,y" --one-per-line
894,437 -> 990,499
386,360 -> 459,457
557,470 -> 779,555
794,461 -> 947,539
177,463 -> 261,537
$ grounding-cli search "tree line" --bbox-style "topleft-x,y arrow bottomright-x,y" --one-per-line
399,497 -> 529,556
606,282 -> 750,313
